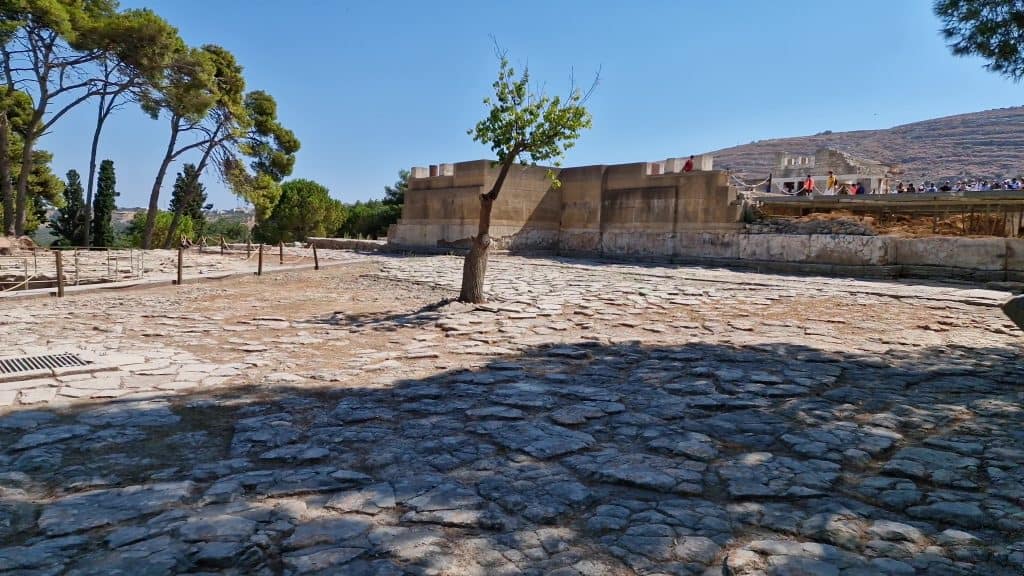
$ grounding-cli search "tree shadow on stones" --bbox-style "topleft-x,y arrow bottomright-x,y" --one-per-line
0,339 -> 1021,575
308,299 -> 457,333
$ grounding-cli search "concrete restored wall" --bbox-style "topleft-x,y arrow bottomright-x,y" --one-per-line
670,233 -> 1020,281
894,237 -> 1006,271
390,159 -> 742,253
1007,239 -> 1024,281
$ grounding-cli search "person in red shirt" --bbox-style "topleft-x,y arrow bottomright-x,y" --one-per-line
683,155 -> 694,172
803,175 -> 815,195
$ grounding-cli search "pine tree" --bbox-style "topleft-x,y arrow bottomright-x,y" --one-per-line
91,159 -> 118,247
169,164 -> 207,234
52,170 -> 85,246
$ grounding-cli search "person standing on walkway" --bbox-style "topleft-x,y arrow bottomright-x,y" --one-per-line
826,171 -> 837,195
683,155 -> 695,173
803,174 -> 815,195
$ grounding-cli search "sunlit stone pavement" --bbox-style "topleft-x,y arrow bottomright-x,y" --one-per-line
0,251 -> 1021,575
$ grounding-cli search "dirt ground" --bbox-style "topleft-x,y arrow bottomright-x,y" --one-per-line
770,210 -> 1023,238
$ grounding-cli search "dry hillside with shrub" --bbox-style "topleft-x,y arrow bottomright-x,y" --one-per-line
710,106 -> 1024,182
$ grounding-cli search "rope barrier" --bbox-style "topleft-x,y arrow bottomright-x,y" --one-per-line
278,245 -> 317,265
1,273 -> 37,292
730,174 -> 771,189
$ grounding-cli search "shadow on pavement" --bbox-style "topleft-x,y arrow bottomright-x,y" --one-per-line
0,338 -> 1021,575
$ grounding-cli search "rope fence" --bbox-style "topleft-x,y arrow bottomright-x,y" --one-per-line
1,239 -> 328,297
0,247 -> 144,293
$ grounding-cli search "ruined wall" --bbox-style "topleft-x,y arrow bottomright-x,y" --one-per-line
387,160 -> 1020,280
670,234 -> 1024,282
389,159 -> 743,255
390,160 -> 560,250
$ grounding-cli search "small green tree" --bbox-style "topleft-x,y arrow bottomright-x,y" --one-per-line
125,209 -> 194,248
205,215 -> 249,243
336,200 -> 402,239
254,179 -> 345,243
169,163 -> 207,233
935,0 -> 1024,80
460,51 -> 595,302
0,88 -> 34,236
91,159 -> 118,246
383,169 -> 409,205
52,170 -> 86,246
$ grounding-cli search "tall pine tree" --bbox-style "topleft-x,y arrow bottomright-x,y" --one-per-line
169,164 -> 207,235
91,160 -> 118,247
52,170 -> 85,246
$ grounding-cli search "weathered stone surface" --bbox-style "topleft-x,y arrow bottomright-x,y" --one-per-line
1003,294 -> 1024,330
38,482 -> 193,535
472,420 -> 595,459
0,251 -> 1021,575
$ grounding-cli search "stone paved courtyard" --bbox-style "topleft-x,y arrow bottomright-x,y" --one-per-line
0,251 -> 1022,575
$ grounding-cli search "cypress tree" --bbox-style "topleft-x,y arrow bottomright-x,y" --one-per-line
169,163 -> 207,232
52,170 -> 85,246
91,159 -> 118,247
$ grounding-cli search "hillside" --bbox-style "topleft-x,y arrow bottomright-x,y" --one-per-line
707,106 -> 1024,183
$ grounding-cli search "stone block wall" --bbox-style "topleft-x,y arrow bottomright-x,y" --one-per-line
389,159 -> 742,253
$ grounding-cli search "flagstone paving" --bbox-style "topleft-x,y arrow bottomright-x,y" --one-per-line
0,252 -> 1021,575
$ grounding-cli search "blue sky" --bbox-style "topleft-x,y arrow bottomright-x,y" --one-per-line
39,0 -> 1023,209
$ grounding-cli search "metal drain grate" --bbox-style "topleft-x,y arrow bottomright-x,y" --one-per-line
0,353 -> 91,375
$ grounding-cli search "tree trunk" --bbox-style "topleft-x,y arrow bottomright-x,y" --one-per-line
459,233 -> 490,303
0,112 -> 12,236
459,192 -> 496,303
84,92 -> 110,248
13,129 -> 33,236
162,138 -> 215,249
143,119 -> 180,249
457,155 -> 517,303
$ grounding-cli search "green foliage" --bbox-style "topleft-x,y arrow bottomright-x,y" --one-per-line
224,164 -> 281,222
383,169 -> 409,205
336,200 -> 401,240
169,163 -> 207,227
0,88 -> 33,132
220,90 -> 300,221
204,215 -> 249,243
91,159 -> 117,246
52,169 -> 86,246
470,55 -> 594,186
140,46 -> 218,122
1,193 -> 51,236
935,0 -> 1024,81
253,179 -> 344,243
125,209 -> 194,248
88,8 -> 184,84
240,91 -> 301,182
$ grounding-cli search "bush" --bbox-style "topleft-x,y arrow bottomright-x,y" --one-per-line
253,179 -> 345,243
125,210 -> 194,248
204,217 -> 251,243
336,200 -> 401,239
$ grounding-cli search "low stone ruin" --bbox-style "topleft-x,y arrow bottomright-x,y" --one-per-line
0,236 -> 37,255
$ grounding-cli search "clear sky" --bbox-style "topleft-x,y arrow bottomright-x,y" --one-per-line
38,0 -> 1023,209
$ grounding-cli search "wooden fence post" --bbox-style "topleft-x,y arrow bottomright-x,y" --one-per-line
279,241 -> 284,265
55,251 -> 64,297
312,243 -> 319,271
176,246 -> 183,286
257,243 -> 264,276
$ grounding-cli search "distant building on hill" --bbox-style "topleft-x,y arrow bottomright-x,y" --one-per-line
772,148 -> 896,195
112,209 -> 141,225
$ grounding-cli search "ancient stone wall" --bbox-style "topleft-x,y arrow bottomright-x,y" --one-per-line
389,159 -> 742,253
